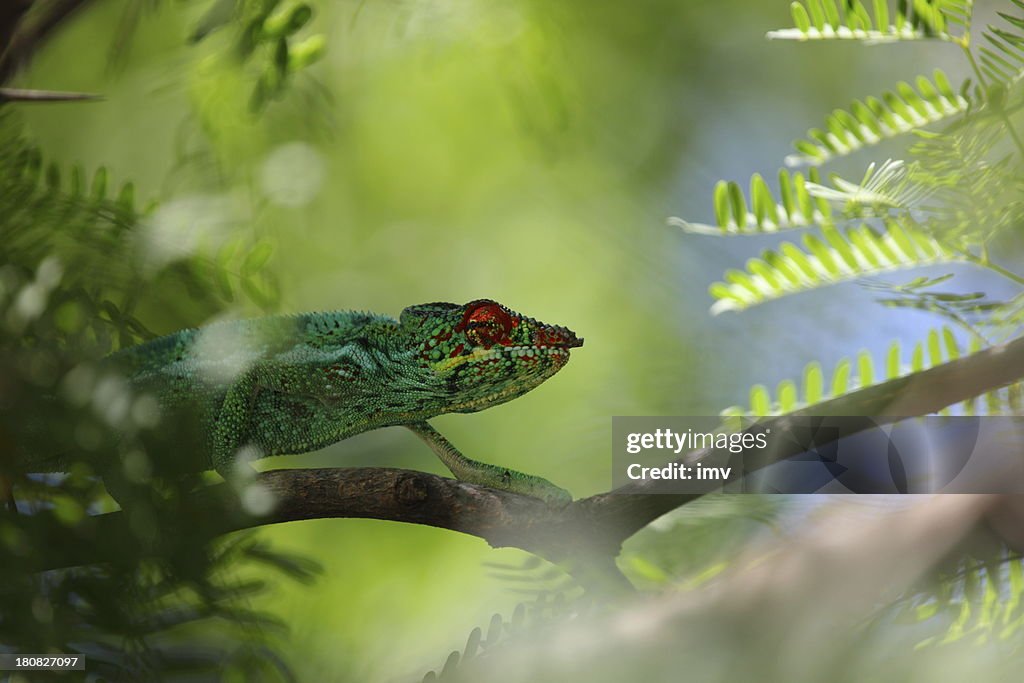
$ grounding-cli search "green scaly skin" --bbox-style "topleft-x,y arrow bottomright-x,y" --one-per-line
65,300 -> 582,504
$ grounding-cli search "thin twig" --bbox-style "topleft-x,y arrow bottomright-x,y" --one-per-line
0,87 -> 101,102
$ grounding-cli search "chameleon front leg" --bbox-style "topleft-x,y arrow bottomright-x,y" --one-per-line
211,366 -> 273,480
405,421 -> 572,506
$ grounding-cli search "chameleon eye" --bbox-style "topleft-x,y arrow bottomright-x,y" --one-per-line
462,301 -> 513,348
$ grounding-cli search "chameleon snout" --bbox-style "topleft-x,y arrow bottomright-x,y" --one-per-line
534,323 -> 583,349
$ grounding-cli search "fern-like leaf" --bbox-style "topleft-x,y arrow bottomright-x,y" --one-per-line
786,70 -> 970,166
806,159 -> 937,216
909,126 -> 1024,240
865,275 -> 1001,340
721,326 -> 1018,416
979,1 -> 1024,85
708,220 -> 963,313
767,0 -> 970,43
672,168 -> 832,235
908,554 -> 1024,647
421,599 -> 579,681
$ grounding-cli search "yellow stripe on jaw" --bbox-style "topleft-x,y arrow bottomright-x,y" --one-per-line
432,345 -> 495,373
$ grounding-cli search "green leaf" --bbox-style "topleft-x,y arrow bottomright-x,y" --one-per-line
117,182 -> 135,211
886,340 -> 901,378
980,5 -> 1024,85
804,362 -> 824,404
777,379 -> 799,411
263,4 -> 314,37
857,349 -> 874,387
242,241 -> 274,275
91,166 -> 108,199
787,71 -> 970,166
463,627 -> 482,659
724,326 -> 993,415
240,275 -> 280,310
750,385 -> 772,416
45,162 -> 60,190
274,38 -> 290,74
285,5 -> 314,35
288,34 -> 326,70
793,1 -> 812,32
440,651 -> 460,677
484,613 -> 503,647
672,168 -> 832,235
767,0 -> 967,42
708,220 -> 962,313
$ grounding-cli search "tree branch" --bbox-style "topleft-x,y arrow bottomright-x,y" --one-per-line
0,1 -> 33,65
0,0 -> 96,85
16,468 -> 606,583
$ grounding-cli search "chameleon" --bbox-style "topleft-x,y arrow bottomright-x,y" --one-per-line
13,299 -> 582,505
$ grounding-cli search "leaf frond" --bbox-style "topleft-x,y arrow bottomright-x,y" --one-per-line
767,0 -> 971,43
901,553 -> 1024,647
708,220 -> 963,313
421,598 -> 580,681
672,168 -> 832,235
806,158 -> 938,217
722,326 -> 1017,416
864,275 -> 1001,342
786,70 -> 970,166
909,126 -> 1024,240
980,2 -> 1024,85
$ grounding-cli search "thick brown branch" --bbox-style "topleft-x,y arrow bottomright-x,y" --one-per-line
17,468 -> 598,573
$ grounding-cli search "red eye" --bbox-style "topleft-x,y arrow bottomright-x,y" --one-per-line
461,300 -> 513,347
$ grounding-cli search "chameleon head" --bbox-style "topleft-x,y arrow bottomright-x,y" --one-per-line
399,299 -> 583,413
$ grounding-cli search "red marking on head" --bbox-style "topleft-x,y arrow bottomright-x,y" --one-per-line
449,343 -> 465,358
534,326 -> 580,348
459,300 -> 514,348
460,301 -> 513,331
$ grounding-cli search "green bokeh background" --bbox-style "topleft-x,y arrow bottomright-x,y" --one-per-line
12,0 -> 986,679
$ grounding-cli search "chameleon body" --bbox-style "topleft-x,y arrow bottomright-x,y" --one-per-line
30,300 -> 583,504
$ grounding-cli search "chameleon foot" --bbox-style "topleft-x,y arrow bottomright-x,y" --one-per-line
438,458 -> 573,506
406,421 -> 573,506
485,466 -> 573,506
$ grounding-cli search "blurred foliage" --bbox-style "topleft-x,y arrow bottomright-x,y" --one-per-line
187,0 -> 325,112
721,325 -> 1023,416
892,550 -> 1024,647
0,86 -> 311,679
418,598 -> 582,683
6,0 -> 1024,681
